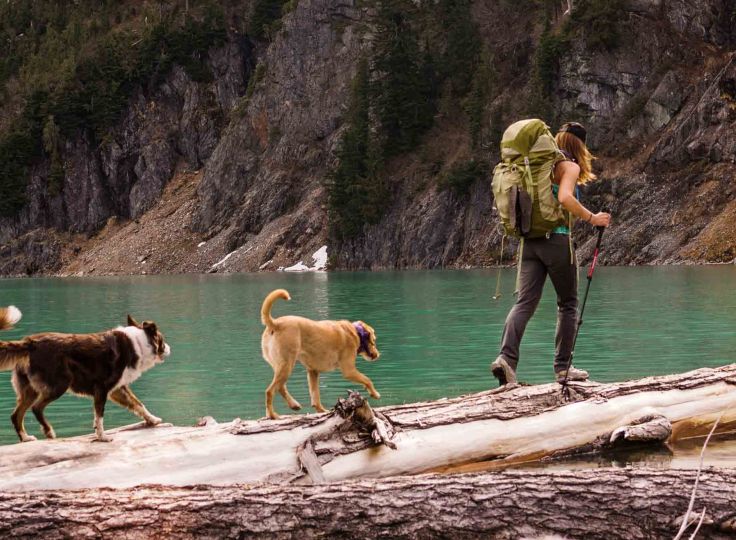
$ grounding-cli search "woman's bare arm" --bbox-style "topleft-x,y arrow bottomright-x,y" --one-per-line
555,161 -> 611,227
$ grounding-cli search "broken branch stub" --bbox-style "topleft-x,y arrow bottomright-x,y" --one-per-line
334,390 -> 398,450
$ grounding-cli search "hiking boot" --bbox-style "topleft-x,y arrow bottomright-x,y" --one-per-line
555,366 -> 589,384
491,355 -> 517,386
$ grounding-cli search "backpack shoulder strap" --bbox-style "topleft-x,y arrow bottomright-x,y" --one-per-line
559,149 -> 577,163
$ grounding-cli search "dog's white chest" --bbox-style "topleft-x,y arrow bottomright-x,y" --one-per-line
114,326 -> 159,389
117,366 -> 144,388
115,353 -> 157,389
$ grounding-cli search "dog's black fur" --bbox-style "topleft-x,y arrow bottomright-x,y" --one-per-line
0,314 -> 169,442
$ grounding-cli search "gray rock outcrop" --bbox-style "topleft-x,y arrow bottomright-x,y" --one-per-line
1,0 -> 735,275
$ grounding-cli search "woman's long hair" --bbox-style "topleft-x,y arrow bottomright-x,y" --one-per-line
555,131 -> 597,184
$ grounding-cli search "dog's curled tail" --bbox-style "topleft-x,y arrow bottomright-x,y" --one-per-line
261,289 -> 290,330
0,340 -> 30,371
0,306 -> 22,331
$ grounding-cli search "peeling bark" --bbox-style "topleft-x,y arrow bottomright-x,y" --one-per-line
3,469 -> 736,539
1,365 -> 735,491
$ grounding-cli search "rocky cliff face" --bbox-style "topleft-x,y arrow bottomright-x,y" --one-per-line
0,35 -> 251,275
189,0 -> 369,273
1,0 -> 735,276
327,0 -> 736,270
557,0 -> 736,264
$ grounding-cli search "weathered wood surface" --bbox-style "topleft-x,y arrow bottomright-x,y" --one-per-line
3,468 -> 736,539
1,364 -> 736,490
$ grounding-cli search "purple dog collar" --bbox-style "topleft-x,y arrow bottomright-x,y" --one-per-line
353,322 -> 369,354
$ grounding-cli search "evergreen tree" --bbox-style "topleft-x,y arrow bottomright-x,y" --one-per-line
567,0 -> 626,52
0,3 -> 227,216
528,18 -> 564,121
248,0 -> 287,40
373,0 -> 435,159
0,132 -> 32,216
420,44 -> 439,110
439,0 -> 482,98
326,59 -> 386,240
43,115 -> 64,195
535,23 -> 563,97
488,106 -> 505,152
464,51 -> 494,148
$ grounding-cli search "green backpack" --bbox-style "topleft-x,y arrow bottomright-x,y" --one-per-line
491,119 -> 571,238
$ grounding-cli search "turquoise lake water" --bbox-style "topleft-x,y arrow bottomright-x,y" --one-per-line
0,267 -> 734,445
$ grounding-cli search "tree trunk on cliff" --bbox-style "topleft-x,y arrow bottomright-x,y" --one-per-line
4,469 -> 736,539
1,364 -> 736,491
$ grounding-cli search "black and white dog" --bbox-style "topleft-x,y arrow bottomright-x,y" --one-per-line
0,311 -> 170,442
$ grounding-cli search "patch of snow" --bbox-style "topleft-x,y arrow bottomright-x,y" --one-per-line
197,241 -> 206,248
209,246 -> 254,272
280,246 -> 329,272
210,250 -> 237,271
283,261 -> 310,272
312,245 -> 328,270
259,259 -> 273,270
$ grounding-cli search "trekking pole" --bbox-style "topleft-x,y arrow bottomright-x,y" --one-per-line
492,234 -> 506,300
561,224 -> 606,399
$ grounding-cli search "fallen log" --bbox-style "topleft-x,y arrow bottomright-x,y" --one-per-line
1,364 -> 736,490
3,468 -> 736,539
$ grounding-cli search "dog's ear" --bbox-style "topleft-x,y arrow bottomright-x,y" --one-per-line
127,315 -> 142,328
359,321 -> 375,338
142,321 -> 158,335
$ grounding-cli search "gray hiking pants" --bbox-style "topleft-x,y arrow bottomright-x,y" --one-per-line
499,234 -> 578,373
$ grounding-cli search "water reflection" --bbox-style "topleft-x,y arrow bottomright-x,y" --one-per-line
0,267 -> 734,445
510,434 -> 736,472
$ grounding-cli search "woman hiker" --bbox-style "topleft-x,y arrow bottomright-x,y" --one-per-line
491,122 -> 611,386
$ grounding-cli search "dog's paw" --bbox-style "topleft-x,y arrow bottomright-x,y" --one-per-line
370,390 -> 381,399
288,402 -> 302,411
145,415 -> 163,426
92,435 -> 113,443
313,405 -> 329,413
267,412 -> 281,420
20,434 -> 37,443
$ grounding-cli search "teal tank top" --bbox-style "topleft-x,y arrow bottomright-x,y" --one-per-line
551,183 -> 579,235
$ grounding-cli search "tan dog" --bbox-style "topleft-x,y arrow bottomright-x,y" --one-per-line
260,289 -> 381,419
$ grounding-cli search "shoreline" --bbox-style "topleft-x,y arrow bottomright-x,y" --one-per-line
0,259 -> 734,280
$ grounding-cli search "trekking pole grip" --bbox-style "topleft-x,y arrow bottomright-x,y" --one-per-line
594,207 -> 609,246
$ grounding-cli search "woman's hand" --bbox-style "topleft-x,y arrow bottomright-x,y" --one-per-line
590,212 -> 611,227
